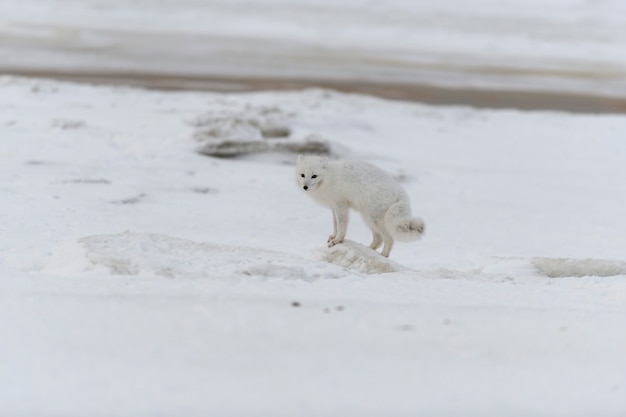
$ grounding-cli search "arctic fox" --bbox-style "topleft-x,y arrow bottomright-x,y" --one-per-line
295,155 -> 424,257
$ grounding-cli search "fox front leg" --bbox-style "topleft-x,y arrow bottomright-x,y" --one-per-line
328,205 -> 348,247
327,209 -> 338,243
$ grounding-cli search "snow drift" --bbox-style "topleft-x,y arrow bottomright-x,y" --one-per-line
314,240 -> 410,274
43,233 -> 411,279
532,257 -> 626,278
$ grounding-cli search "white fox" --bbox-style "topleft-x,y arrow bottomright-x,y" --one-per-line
295,155 -> 424,257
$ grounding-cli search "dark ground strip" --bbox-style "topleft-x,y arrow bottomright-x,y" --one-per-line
5,69 -> 626,114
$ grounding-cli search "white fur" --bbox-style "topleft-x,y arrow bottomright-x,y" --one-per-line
295,155 -> 424,257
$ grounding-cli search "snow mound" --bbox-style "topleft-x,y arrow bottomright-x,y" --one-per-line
44,232 -> 346,280
314,240 -> 410,274
532,257 -> 626,278
197,136 -> 331,158
190,104 -> 294,141
190,103 -> 333,158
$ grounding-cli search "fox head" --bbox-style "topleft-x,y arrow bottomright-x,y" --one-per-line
295,155 -> 328,192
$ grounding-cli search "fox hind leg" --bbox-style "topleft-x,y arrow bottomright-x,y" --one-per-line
381,237 -> 394,257
369,230 -> 383,250
376,218 -> 394,257
362,213 -> 383,250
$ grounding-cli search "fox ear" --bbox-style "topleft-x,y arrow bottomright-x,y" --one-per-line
296,154 -> 303,164
320,156 -> 329,168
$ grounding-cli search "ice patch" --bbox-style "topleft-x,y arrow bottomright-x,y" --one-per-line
314,240 -> 410,274
532,257 -> 626,278
43,232 -> 349,280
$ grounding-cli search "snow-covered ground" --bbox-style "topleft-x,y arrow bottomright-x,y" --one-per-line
1,76 -> 626,416
2,0 -> 626,97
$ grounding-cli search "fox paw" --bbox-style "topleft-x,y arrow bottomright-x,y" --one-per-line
327,238 -> 344,248
327,234 -> 335,243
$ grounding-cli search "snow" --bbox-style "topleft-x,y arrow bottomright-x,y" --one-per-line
3,2 -> 626,413
2,0 -> 626,96
1,75 -> 626,416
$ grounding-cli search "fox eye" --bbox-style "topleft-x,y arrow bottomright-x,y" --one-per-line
300,173 -> 305,178
312,175 -> 317,179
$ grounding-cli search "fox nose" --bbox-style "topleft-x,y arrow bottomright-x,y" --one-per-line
303,185 -> 308,190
